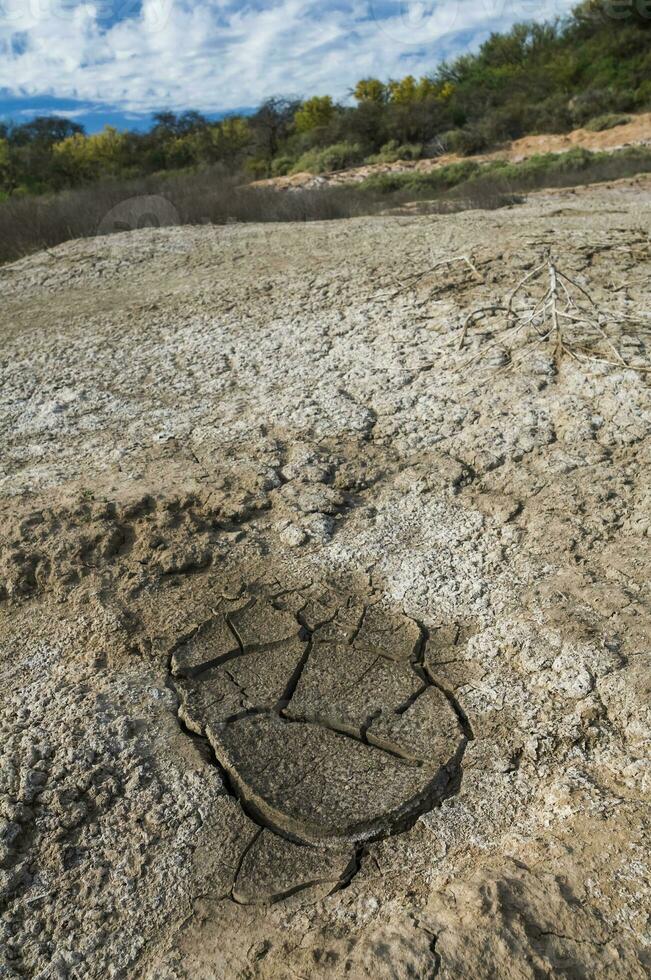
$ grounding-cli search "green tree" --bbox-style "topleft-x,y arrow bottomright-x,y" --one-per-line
386,75 -> 439,104
294,96 -> 336,133
53,126 -> 128,182
8,115 -> 84,148
249,97 -> 301,173
194,116 -> 252,165
353,78 -> 387,104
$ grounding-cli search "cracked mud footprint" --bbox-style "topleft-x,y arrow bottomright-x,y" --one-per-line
172,593 -> 469,900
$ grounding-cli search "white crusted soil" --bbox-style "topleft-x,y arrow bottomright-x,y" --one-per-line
0,179 -> 650,978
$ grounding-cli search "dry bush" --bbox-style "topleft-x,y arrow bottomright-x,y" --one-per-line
458,253 -> 651,376
0,169 -> 384,265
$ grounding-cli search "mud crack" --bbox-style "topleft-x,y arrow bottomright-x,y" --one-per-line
166,586 -> 472,904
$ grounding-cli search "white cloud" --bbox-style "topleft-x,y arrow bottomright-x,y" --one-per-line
15,105 -> 91,117
0,0 -> 577,114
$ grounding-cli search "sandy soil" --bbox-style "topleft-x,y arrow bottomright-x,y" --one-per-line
0,178 -> 650,979
252,112 -> 651,191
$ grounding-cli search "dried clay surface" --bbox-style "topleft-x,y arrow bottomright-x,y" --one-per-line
1,178 -> 650,978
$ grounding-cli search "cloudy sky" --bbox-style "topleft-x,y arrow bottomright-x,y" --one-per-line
0,0 -> 574,130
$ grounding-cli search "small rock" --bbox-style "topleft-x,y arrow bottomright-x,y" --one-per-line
279,524 -> 308,547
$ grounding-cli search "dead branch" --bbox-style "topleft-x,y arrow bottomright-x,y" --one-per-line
387,254 -> 484,299
458,305 -> 508,350
458,251 -> 650,377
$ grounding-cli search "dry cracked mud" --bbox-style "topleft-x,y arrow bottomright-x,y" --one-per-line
1,176 -> 650,978
173,593 -> 468,852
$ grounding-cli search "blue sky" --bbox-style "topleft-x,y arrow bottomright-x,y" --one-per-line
0,0 -> 575,132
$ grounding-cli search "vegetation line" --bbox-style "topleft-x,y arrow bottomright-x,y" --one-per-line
2,0 -> 649,200
1,0 -> 650,262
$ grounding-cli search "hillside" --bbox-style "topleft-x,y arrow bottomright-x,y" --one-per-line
1,0 -> 650,197
252,110 -> 651,190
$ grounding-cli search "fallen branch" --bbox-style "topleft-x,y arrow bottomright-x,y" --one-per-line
459,250 -> 650,376
388,253 -> 484,299
458,305 -> 508,350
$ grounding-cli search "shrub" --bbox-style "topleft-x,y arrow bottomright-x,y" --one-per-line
244,157 -> 269,179
635,81 -> 651,108
359,172 -> 412,193
568,88 -> 632,126
0,168 -> 388,265
361,158 -> 480,193
4,146 -> 651,268
584,113 -> 632,132
365,140 -> 423,164
360,145 -> 651,199
271,156 -> 295,177
434,131 -> 461,154
443,127 -> 490,157
290,142 -> 364,174
422,136 -> 450,158
525,94 -> 573,135
52,126 -> 129,182
294,96 -> 336,134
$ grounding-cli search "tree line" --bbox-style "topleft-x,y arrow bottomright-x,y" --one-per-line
1,0 -> 649,197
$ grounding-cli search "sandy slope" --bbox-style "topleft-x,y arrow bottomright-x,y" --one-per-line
252,111 -> 651,191
0,179 -> 650,978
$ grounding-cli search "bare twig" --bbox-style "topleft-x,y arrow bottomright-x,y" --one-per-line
458,305 -> 508,350
556,268 -> 599,308
506,259 -> 547,315
457,251 -> 649,377
387,253 -> 484,299
547,258 -> 563,366
427,254 -> 483,281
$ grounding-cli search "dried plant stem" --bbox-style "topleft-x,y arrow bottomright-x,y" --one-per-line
458,251 -> 649,376
458,305 -> 507,350
547,258 -> 563,366
389,254 -> 483,299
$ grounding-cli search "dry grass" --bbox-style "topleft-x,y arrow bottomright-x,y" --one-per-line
4,144 -> 649,266
0,169 -> 386,265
